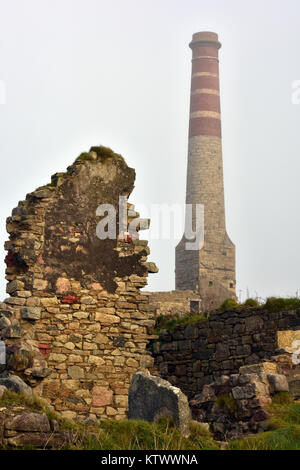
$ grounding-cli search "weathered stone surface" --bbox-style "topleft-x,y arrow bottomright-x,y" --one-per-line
67,366 -> 84,379
6,280 -> 24,294
5,413 -> 50,432
55,277 -> 71,294
33,279 -> 48,290
189,366 -> 291,440
6,432 -> 72,448
21,307 -> 41,320
95,312 -> 120,324
0,372 -> 32,397
240,362 -> 278,375
92,386 -> 113,407
0,385 -> 7,399
266,373 -> 289,393
128,372 -> 191,437
145,290 -> 201,318
277,330 -> 300,350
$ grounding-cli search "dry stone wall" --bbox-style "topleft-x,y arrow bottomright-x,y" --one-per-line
152,308 -> 300,399
190,363 -> 290,440
1,146 -> 158,420
145,290 -> 202,317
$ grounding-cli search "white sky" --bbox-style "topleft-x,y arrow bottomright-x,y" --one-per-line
0,0 -> 300,301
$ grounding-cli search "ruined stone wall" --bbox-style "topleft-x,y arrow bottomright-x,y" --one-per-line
152,308 -> 300,399
145,290 -> 202,317
1,146 -> 157,420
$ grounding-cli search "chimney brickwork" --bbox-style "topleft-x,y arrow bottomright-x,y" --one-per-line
175,32 -> 236,310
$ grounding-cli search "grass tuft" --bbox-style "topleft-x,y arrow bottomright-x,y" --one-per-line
217,298 -> 239,310
154,313 -> 206,334
263,297 -> 300,313
243,298 -> 260,308
228,400 -> 300,450
215,394 -> 237,413
0,389 -> 62,423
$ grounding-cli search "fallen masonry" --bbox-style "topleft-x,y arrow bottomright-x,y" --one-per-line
190,362 -> 290,440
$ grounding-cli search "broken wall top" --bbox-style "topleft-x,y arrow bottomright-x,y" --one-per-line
5,146 -> 154,295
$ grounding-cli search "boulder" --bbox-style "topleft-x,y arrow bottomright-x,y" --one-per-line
6,432 -> 72,448
128,372 -> 191,437
266,373 -> 289,393
239,362 -> 278,375
5,413 -> 50,432
289,379 -> 300,399
0,372 -> 32,397
0,384 -> 7,399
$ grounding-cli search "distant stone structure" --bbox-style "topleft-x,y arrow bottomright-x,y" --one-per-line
152,307 -> 300,399
1,146 -> 158,420
176,32 -> 236,310
145,290 -> 202,318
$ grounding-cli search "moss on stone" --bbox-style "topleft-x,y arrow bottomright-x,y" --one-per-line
89,145 -> 125,163
154,313 -> 206,334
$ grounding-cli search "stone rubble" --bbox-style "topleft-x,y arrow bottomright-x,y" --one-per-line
189,362 -> 290,440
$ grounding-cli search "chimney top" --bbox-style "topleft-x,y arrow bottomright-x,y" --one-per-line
189,31 -> 221,50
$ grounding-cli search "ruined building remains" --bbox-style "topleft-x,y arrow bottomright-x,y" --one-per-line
1,147 -> 158,420
175,32 -> 236,310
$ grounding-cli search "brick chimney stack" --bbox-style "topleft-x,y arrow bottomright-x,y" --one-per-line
175,32 -> 236,310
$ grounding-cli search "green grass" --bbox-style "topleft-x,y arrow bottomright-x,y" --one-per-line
67,418 -> 219,451
215,296 -> 300,314
89,145 -> 125,163
72,146 -> 125,168
215,394 -> 237,413
154,313 -> 206,334
216,298 -> 240,310
34,145 -> 127,193
264,297 -> 300,313
2,390 -> 300,450
0,390 -> 63,423
0,391 -> 218,450
243,298 -> 260,308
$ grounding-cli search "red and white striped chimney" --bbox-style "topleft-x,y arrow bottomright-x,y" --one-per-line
175,32 -> 236,309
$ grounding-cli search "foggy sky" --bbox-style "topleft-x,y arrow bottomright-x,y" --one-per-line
0,0 -> 300,301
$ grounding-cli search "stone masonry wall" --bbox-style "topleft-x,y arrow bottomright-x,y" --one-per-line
152,308 -> 300,399
0,146 -> 158,420
145,290 -> 202,317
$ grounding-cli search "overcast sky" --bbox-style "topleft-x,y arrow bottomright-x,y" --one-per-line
0,0 -> 300,301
